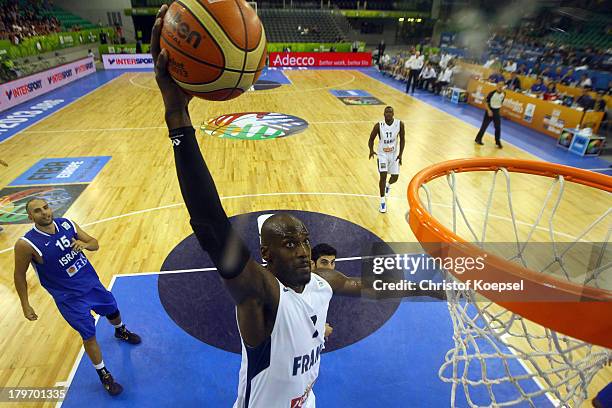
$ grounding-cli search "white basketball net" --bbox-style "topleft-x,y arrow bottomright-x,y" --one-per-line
417,168 -> 611,407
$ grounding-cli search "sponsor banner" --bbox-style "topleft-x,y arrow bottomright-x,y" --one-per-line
10,156 -> 111,186
269,52 -> 372,68
102,53 -> 154,69
0,184 -> 87,225
0,57 -> 95,112
201,112 -> 308,140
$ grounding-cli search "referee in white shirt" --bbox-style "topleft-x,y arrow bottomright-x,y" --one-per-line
475,80 -> 505,148
405,51 -> 424,94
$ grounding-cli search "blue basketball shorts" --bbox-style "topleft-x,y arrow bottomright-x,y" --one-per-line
55,282 -> 118,340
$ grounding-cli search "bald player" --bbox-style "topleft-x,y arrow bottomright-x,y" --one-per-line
13,198 -> 141,396
151,5 -> 441,407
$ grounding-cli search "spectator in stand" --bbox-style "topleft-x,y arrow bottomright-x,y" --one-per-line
575,88 -> 594,110
417,62 -> 437,92
505,71 -> 521,91
560,69 -> 575,86
593,91 -> 608,135
516,64 -> 528,75
488,69 -> 505,84
528,62 -> 542,77
503,59 -> 517,73
547,67 -> 563,81
435,63 -> 454,95
543,82 -> 558,101
428,51 -> 440,66
483,56 -> 497,68
530,77 -> 546,95
579,74 -> 592,89
439,52 -> 452,69
593,91 -> 606,113
380,53 -> 391,70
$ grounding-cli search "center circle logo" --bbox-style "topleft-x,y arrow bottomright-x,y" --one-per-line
158,210 -> 400,354
200,112 -> 308,140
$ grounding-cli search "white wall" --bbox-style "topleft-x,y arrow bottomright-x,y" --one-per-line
54,0 -> 136,41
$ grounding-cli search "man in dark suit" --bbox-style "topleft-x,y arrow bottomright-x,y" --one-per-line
505,71 -> 521,91
576,88 -> 594,110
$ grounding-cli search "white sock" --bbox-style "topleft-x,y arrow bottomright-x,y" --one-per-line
113,321 -> 123,329
94,361 -> 105,370
381,197 -> 386,204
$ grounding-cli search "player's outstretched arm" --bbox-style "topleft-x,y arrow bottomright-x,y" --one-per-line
151,5 -> 278,308
313,268 -> 445,300
13,240 -> 38,320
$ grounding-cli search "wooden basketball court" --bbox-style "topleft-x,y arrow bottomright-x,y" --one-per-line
0,69 -> 609,406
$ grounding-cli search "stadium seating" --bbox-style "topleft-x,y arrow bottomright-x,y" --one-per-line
548,15 -> 612,50
42,6 -> 97,31
259,9 -> 349,43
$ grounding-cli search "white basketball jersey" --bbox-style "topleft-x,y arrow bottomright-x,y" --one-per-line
378,119 -> 400,155
233,273 -> 333,408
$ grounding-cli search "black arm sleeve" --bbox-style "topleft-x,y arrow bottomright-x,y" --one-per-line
169,126 -> 251,279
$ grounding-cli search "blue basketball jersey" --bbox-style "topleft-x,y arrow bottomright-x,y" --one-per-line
21,218 -> 100,300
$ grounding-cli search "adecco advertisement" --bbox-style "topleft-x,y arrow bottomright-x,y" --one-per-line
0,57 -> 95,112
269,52 -> 372,68
102,53 -> 154,69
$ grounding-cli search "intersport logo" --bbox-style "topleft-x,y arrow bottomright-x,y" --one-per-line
109,57 -> 154,65
74,62 -> 94,74
47,69 -> 73,84
5,80 -> 43,100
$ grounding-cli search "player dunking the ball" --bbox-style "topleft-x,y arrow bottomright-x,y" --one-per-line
13,199 -> 141,396
151,5 -> 441,407
368,106 -> 405,213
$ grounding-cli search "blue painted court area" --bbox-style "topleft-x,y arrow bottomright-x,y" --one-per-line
60,270 -> 551,407
360,67 -> 611,173
258,67 -> 292,84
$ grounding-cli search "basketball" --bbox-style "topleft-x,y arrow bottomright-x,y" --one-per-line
160,0 -> 266,101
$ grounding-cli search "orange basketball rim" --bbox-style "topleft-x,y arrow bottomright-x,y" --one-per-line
407,158 -> 612,349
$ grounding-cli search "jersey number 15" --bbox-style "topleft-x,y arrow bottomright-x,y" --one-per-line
55,235 -> 71,251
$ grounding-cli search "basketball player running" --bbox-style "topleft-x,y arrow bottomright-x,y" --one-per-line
151,6 -> 440,407
368,106 -> 405,213
13,198 -> 141,396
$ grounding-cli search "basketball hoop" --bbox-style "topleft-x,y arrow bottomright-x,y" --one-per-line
407,158 -> 611,407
